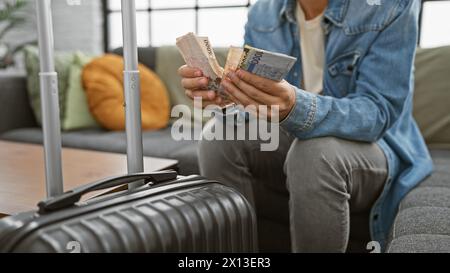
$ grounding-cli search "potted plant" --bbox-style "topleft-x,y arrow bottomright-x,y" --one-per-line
0,0 -> 35,69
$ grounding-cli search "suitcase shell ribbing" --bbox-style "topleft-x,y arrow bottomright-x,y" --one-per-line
0,177 -> 257,253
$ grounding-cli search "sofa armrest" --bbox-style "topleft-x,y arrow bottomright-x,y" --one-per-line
0,73 -> 37,134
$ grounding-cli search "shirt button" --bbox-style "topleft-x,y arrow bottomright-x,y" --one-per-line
294,72 -> 298,77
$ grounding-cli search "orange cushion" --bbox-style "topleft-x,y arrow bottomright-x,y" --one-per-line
82,54 -> 170,131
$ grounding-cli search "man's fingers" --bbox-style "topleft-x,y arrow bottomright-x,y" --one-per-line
185,90 -> 225,109
191,90 -> 217,100
178,65 -> 203,78
185,89 -> 217,100
221,78 -> 259,108
226,72 -> 277,105
235,69 -> 278,95
181,77 -> 209,90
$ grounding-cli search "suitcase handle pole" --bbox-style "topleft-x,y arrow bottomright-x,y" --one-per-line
37,170 -> 178,213
36,0 -> 64,198
121,0 -> 145,190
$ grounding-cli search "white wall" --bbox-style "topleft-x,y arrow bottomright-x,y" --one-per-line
3,0 -> 104,54
52,0 -> 103,54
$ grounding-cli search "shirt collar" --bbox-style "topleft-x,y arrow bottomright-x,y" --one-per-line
324,0 -> 348,26
279,0 -> 297,24
280,0 -> 348,26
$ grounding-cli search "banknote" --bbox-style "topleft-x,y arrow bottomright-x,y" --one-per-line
217,46 -> 244,100
238,45 -> 297,81
223,46 -> 244,76
176,32 -> 222,91
196,36 -> 223,78
176,33 -> 297,107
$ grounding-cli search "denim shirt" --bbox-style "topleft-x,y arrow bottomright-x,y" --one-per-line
244,0 -> 433,248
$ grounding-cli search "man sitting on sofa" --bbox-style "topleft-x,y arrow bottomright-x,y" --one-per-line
178,0 -> 433,252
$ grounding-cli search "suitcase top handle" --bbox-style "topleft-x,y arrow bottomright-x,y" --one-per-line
37,171 -> 178,214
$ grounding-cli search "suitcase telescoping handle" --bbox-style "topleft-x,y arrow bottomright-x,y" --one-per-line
36,0 -> 64,198
36,0 -> 146,199
37,170 -> 178,214
122,0 -> 145,190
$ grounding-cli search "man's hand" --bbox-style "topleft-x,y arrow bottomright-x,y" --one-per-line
221,69 -> 297,121
178,65 -> 223,108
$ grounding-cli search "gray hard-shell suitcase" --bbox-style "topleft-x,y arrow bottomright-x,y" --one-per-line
0,0 -> 257,253
0,172 -> 258,253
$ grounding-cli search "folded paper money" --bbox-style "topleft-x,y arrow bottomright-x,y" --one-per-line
176,33 -> 223,91
176,32 -> 297,101
238,45 -> 297,81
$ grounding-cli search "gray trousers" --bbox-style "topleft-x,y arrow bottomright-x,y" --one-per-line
198,119 -> 388,253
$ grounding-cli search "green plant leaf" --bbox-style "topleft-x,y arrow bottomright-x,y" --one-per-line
0,0 -> 27,21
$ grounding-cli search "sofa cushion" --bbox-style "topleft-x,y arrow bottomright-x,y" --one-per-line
23,46 -> 73,127
0,127 -> 199,175
386,149 -> 450,252
387,234 -> 450,253
391,207 -> 450,239
82,54 -> 170,131
399,187 -> 450,210
414,46 -> 450,149
63,52 -> 100,130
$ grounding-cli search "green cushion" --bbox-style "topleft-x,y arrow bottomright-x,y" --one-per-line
413,46 -> 450,149
62,52 -> 99,130
23,46 -> 99,131
24,46 -> 73,127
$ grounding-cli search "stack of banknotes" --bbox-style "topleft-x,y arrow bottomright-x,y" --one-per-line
176,32 -> 297,100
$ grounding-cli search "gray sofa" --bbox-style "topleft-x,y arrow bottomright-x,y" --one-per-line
1,46 -> 449,253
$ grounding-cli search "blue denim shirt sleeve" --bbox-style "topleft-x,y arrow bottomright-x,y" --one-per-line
281,0 -> 419,142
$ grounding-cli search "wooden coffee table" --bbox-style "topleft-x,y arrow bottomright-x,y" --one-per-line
0,140 -> 178,217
